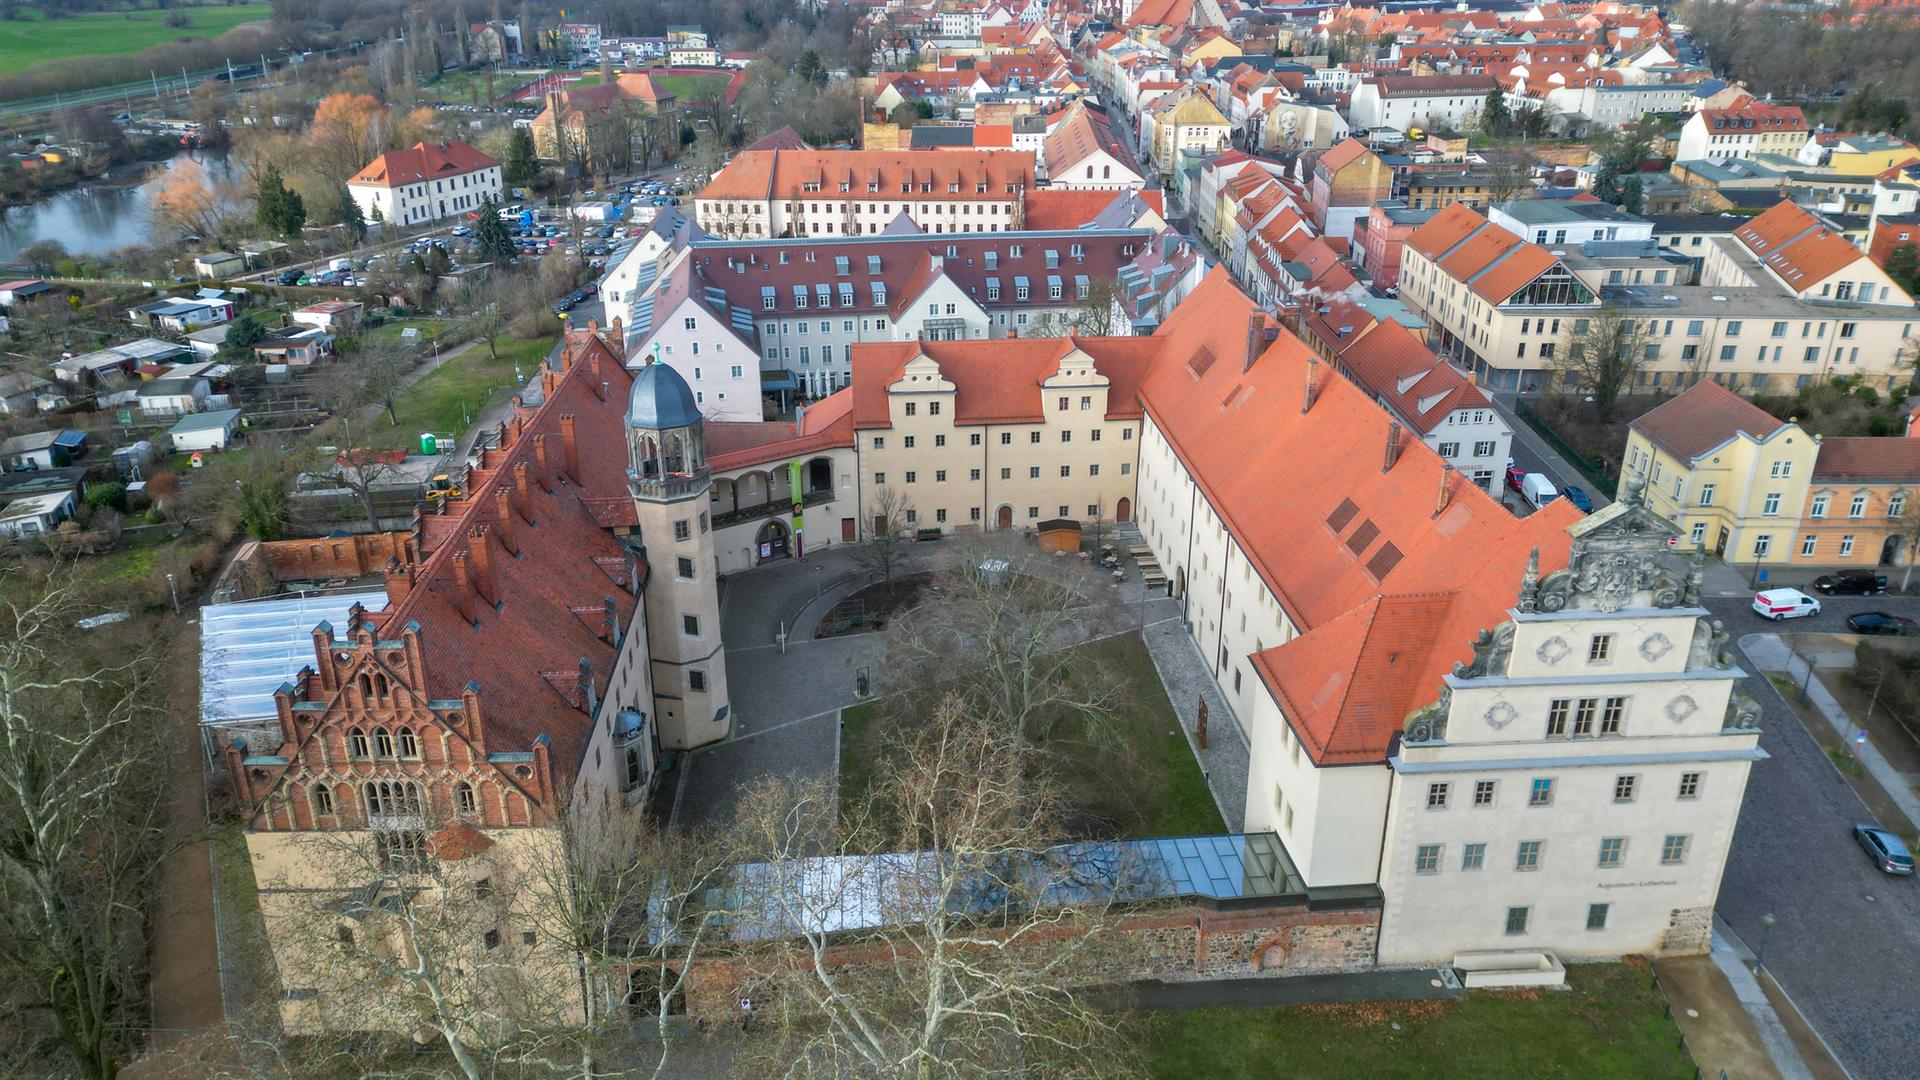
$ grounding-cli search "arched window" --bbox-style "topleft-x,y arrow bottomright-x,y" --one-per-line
348,727 -> 369,759
364,780 -> 423,819
456,781 -> 477,816
358,673 -> 374,701
397,727 -> 418,759
374,727 -> 394,759
314,785 -> 335,816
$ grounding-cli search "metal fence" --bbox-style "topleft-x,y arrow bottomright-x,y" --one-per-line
1514,397 -> 1619,498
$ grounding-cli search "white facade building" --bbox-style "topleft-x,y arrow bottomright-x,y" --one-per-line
348,141 -> 504,229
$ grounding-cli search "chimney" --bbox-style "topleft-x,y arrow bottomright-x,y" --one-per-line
1433,464 -> 1453,518
468,527 -> 498,607
492,486 -> 520,554
1302,355 -> 1321,414
1383,421 -> 1404,473
1244,312 -> 1265,372
384,558 -> 414,605
512,461 -> 535,521
311,622 -> 338,692
608,315 -> 624,351
559,414 -> 580,482
533,433 -> 555,491
450,552 -> 480,625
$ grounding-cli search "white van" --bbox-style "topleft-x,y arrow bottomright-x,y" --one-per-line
1752,588 -> 1821,620
1520,473 -> 1559,510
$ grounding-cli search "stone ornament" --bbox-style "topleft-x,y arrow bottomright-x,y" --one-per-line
1666,695 -> 1698,723
1484,701 -> 1517,730
1536,635 -> 1571,665
1640,632 -> 1673,662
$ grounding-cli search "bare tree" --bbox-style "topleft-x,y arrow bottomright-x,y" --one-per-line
853,485 -> 916,586
313,364 -> 398,531
727,701 -> 1143,1079
507,798 -> 736,1080
884,537 -> 1125,745
461,277 -> 523,362
1555,306 -> 1649,422
1482,149 -> 1537,203
0,576 -> 172,1080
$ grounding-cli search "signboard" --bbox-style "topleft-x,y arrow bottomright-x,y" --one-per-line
401,327 -> 420,340
115,408 -> 133,425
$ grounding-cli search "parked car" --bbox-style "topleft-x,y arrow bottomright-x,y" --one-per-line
277,269 -> 303,285
451,225 -> 474,236
1847,612 -> 1920,636
1519,473 -> 1559,510
552,297 -> 574,313
1752,588 -> 1821,620
1854,824 -> 1914,875
1505,465 -> 1526,493
1813,569 -> 1888,595
1563,485 -> 1593,512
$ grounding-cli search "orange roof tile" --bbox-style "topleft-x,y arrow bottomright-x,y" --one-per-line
1138,268 -> 1578,765
850,336 -> 1161,428
1629,379 -> 1789,461
699,149 -> 1035,202
349,141 -> 499,187
1733,200 -> 1866,292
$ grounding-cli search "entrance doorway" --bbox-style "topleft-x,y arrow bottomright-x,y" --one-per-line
1883,534 -> 1907,566
995,504 -> 1014,530
1172,566 -> 1186,598
1714,527 -> 1729,558
756,518 -> 791,564
841,517 -> 856,542
1115,496 -> 1132,522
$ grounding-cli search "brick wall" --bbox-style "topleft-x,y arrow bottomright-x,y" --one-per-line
259,532 -> 413,581
1659,905 -> 1713,956
678,900 -> 1383,1016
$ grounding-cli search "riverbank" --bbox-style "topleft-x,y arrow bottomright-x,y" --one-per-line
0,136 -> 180,210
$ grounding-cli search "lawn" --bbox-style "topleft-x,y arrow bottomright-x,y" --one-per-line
654,73 -> 731,101
367,335 -> 551,451
1133,961 -> 1696,1079
839,631 -> 1224,840
0,4 -> 274,76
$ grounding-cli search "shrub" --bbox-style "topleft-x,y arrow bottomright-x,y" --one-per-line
84,481 -> 127,512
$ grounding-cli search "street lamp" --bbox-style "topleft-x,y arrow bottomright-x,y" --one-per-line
814,563 -> 824,600
1755,913 -> 1776,973
165,572 -> 180,615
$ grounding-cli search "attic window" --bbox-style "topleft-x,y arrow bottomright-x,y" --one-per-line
1346,520 -> 1380,555
1326,498 -> 1360,532
1365,542 -> 1404,580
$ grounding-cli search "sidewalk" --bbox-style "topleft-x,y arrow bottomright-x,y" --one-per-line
1743,632 -> 1920,830
1123,967 -> 1460,1011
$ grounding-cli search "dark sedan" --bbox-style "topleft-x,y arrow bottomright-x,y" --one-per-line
1847,612 -> 1920,637
1563,485 -> 1594,512
1813,569 -> 1888,595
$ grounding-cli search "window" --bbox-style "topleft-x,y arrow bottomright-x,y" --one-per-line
348,727 -> 369,759
456,782 -> 476,816
1691,523 -> 1707,545
1891,494 -> 1908,518
1029,466 -> 1040,479
1529,778 -> 1554,807
315,785 -> 335,816
1030,431 -> 1042,444
1598,837 -> 1625,868
674,519 -> 691,541
374,728 -> 394,759
1850,494 -> 1868,518
1588,634 -> 1613,663
1438,441 -> 1460,458
1770,460 -> 1793,479
1546,699 -> 1569,737
1753,535 -> 1772,558
1699,483 -> 1716,506
1600,697 -> 1625,735
1462,843 -> 1487,870
934,435 -> 946,448
682,614 -> 700,636
1840,535 -> 1856,557
484,929 -> 501,951
1415,844 -> 1442,874
1505,907 -> 1530,935
1473,780 -> 1496,806
1613,775 -> 1638,803
1001,432 -> 1012,445
1516,840 -> 1542,871
904,472 -> 916,484
873,472 -> 885,486
1678,772 -> 1702,799
1762,492 -> 1781,516
1426,781 -> 1451,809
1586,903 -> 1610,931
1661,834 -> 1690,865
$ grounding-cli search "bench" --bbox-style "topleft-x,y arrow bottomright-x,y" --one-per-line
1451,950 -> 1566,989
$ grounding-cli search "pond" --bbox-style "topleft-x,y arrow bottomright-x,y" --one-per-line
0,150 -> 245,262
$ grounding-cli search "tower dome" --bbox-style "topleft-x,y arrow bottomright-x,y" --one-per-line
626,361 -> 702,430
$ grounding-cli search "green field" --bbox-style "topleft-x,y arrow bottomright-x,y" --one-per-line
0,3 -> 274,76
653,74 -> 730,101
369,335 -> 551,451
1136,961 -> 1695,1079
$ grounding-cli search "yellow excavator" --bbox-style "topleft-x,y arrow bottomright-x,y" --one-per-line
426,473 -> 463,500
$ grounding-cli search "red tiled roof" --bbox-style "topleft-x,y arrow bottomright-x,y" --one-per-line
1699,103 -> 1807,134
1813,437 -> 1920,483
707,389 -> 858,471
699,149 -> 1036,202
349,141 -> 499,187
850,336 -> 1161,429
1629,379 -> 1789,461
1733,200 -> 1866,292
1138,268 -> 1577,765
1022,187 -> 1162,230
359,333 -> 645,792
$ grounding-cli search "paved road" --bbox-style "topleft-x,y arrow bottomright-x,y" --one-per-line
1710,589 -> 1920,1080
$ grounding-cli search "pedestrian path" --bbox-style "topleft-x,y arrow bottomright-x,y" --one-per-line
1743,632 -> 1920,829
1140,603 -> 1250,828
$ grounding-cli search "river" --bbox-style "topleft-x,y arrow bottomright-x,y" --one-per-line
0,151 -> 246,263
